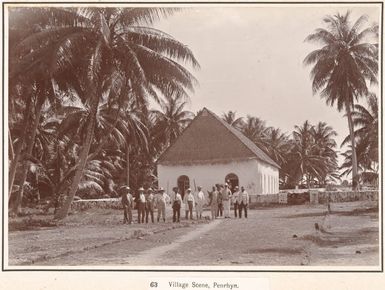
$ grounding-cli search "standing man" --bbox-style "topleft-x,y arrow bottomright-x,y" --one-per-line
222,184 -> 232,218
171,187 -> 182,222
157,187 -> 170,222
194,186 -> 206,219
136,187 -> 146,223
184,188 -> 195,220
209,185 -> 219,220
238,186 -> 250,218
120,186 -> 133,224
145,188 -> 156,223
216,184 -> 224,218
232,186 -> 240,218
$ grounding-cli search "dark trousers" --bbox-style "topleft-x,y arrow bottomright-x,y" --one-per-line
233,202 -> 238,218
146,207 -> 154,223
217,202 -> 223,217
186,201 -> 193,219
238,202 -> 248,218
123,206 -> 132,224
137,204 -> 145,223
173,204 -> 181,222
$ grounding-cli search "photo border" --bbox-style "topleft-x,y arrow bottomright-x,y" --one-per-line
1,0 -> 383,273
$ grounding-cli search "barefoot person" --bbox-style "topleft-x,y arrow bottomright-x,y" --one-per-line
184,188 -> 195,220
209,185 -> 219,220
157,187 -> 170,222
145,188 -> 156,223
232,186 -> 240,218
194,186 -> 206,219
216,184 -> 223,218
171,187 -> 182,223
238,186 -> 249,218
136,187 -> 146,224
222,183 -> 232,218
120,186 -> 133,224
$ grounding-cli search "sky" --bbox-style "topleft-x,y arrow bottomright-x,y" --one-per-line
152,4 -> 381,170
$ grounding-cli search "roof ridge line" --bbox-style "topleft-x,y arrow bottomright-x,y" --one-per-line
204,108 -> 280,169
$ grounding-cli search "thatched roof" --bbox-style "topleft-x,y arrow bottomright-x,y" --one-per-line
157,108 -> 280,168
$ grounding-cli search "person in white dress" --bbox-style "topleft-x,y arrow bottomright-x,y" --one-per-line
194,186 -> 206,219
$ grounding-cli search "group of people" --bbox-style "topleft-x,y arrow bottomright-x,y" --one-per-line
119,182 -> 250,225
207,183 -> 250,220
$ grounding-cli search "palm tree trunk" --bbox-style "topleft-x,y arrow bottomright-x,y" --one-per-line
54,92 -> 99,220
8,143 -> 23,200
8,129 -> 14,160
12,101 -> 43,214
346,105 -> 359,191
126,145 -> 130,185
8,97 -> 32,198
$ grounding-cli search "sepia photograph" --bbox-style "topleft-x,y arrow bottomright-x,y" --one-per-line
2,1 -> 382,275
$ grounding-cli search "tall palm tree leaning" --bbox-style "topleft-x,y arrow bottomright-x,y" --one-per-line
304,11 -> 378,190
14,8 -> 199,219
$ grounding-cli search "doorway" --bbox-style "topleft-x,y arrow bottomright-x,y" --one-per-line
177,175 -> 190,199
225,173 -> 239,193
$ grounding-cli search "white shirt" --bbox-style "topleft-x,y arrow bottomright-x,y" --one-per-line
238,190 -> 249,204
195,191 -> 205,205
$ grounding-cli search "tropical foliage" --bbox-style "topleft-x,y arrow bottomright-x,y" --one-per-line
304,11 -> 378,189
222,111 -> 339,189
8,7 -> 199,219
340,93 -> 378,185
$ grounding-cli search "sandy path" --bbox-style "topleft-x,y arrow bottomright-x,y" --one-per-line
126,219 -> 223,265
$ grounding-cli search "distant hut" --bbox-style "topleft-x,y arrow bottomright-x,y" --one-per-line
157,108 -> 280,198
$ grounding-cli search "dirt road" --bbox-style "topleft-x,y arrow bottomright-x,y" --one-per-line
8,201 -> 379,267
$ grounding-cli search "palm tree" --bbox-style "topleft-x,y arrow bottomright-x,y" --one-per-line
347,93 -> 378,162
304,11 -> 378,190
340,93 -> 378,185
241,116 -> 268,151
151,94 -> 195,150
263,127 -> 290,166
291,121 -> 327,188
222,111 -> 244,130
10,7 -> 199,219
312,122 -> 339,186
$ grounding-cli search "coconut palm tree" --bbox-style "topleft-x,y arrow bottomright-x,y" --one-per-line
241,116 -> 268,151
263,127 -> 290,166
342,93 -> 378,163
291,121 -> 328,188
304,11 -> 378,190
222,111 -> 244,130
340,93 -> 378,186
311,122 -> 339,186
151,94 -> 195,151
10,7 -> 199,219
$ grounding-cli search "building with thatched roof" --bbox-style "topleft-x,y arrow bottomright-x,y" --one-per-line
157,108 -> 280,197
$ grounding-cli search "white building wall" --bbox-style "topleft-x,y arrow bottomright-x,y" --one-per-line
158,158 -> 279,195
158,159 -> 259,195
256,162 -> 279,194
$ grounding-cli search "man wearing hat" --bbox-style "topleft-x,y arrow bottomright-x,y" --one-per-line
171,187 -> 182,222
232,186 -> 240,218
136,187 -> 146,224
184,188 -> 195,220
120,186 -> 133,224
156,187 -> 170,222
145,188 -> 156,223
